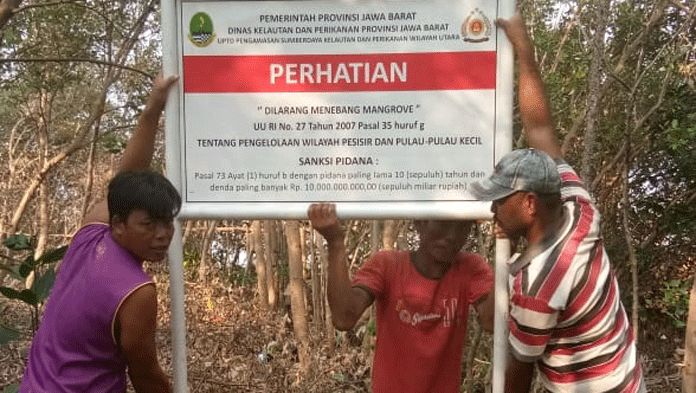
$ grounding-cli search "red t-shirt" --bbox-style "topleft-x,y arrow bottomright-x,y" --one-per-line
353,250 -> 493,393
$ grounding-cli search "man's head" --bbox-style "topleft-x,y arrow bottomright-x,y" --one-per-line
108,171 -> 181,261
414,220 -> 474,264
470,149 -> 561,241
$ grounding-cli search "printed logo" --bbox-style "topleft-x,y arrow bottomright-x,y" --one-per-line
188,12 -> 215,47
395,297 -> 460,327
461,9 -> 492,43
399,309 -> 441,326
442,298 -> 459,327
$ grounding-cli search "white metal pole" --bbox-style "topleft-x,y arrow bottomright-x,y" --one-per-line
161,0 -> 188,391
167,222 -> 188,392
492,239 -> 510,393
492,0 -> 515,391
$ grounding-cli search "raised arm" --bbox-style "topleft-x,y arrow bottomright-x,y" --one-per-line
308,203 -> 373,331
118,74 -> 179,173
82,75 -> 179,225
497,13 -> 561,159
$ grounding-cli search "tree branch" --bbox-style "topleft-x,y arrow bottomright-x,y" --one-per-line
0,58 -> 154,79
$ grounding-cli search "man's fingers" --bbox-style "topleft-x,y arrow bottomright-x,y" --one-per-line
308,202 -> 337,223
163,75 -> 179,88
158,75 -> 180,92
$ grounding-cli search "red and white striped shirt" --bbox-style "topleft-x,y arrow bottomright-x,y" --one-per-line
507,160 -> 645,393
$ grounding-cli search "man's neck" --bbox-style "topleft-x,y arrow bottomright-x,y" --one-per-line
410,250 -> 452,280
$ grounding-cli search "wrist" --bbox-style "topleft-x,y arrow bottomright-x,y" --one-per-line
325,236 -> 345,248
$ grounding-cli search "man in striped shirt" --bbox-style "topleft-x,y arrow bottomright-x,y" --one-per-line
470,13 -> 646,393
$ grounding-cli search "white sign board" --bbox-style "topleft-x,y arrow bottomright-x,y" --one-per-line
163,2 -> 513,392
175,0 -> 511,218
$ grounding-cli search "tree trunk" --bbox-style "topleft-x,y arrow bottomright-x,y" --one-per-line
251,221 -> 269,309
370,220 -> 381,255
382,220 -> 398,250
285,220 -> 310,371
79,119 -> 100,220
245,223 -> 255,274
28,94 -> 51,290
683,275 -> 696,393
299,222 -> 308,311
310,229 -> 322,328
198,220 -> 218,284
317,231 -> 335,354
579,0 -> 609,185
181,220 -> 194,247
275,221 -> 288,308
622,117 -> 640,343
263,220 -> 279,309
36,101 -> 49,257
0,119 -> 23,238
396,221 -> 409,250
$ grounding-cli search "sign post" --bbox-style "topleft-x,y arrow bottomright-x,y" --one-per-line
162,0 -> 513,391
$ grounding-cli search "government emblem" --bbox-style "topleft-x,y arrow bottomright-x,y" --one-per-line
189,12 -> 215,47
462,9 -> 492,43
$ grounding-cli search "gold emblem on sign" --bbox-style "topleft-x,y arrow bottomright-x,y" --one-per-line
462,9 -> 492,43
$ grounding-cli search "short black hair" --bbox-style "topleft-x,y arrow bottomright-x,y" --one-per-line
107,171 -> 181,224
537,192 -> 562,211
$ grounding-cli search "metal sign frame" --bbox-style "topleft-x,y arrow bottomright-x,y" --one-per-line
161,0 -> 514,391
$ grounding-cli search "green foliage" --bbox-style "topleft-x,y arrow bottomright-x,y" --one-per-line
0,325 -> 21,345
225,265 -> 256,288
3,234 -> 35,252
183,247 -> 200,277
2,385 -> 19,393
365,317 -> 376,337
645,279 -> 691,329
0,234 -> 67,343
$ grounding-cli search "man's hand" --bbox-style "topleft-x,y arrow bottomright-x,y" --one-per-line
308,203 -> 344,244
474,291 -> 494,333
118,74 -> 179,173
147,74 -> 180,114
495,12 -> 533,54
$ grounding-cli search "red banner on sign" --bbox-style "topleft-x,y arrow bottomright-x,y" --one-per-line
183,52 -> 496,93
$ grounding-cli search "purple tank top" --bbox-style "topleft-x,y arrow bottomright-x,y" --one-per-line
20,224 -> 152,392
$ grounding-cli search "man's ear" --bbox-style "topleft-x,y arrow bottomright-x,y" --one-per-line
522,192 -> 539,218
111,214 -> 126,237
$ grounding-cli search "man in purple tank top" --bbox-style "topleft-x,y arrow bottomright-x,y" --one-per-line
20,74 -> 180,393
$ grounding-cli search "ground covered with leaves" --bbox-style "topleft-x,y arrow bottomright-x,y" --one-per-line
0,266 -> 686,392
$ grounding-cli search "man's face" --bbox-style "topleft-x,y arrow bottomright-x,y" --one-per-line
491,191 -> 529,242
112,209 -> 174,261
416,220 -> 472,264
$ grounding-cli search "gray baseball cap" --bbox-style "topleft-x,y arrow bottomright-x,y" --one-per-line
469,149 -> 561,201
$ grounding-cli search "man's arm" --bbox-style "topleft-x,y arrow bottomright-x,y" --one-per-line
497,13 -> 561,160
308,203 -> 373,331
505,352 -> 535,393
116,284 -> 171,392
82,75 -> 179,225
118,74 -> 179,173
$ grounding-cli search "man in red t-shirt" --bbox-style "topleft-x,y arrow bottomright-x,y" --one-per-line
308,204 -> 493,393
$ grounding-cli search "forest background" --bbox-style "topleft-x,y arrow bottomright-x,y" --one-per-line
0,0 -> 695,391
